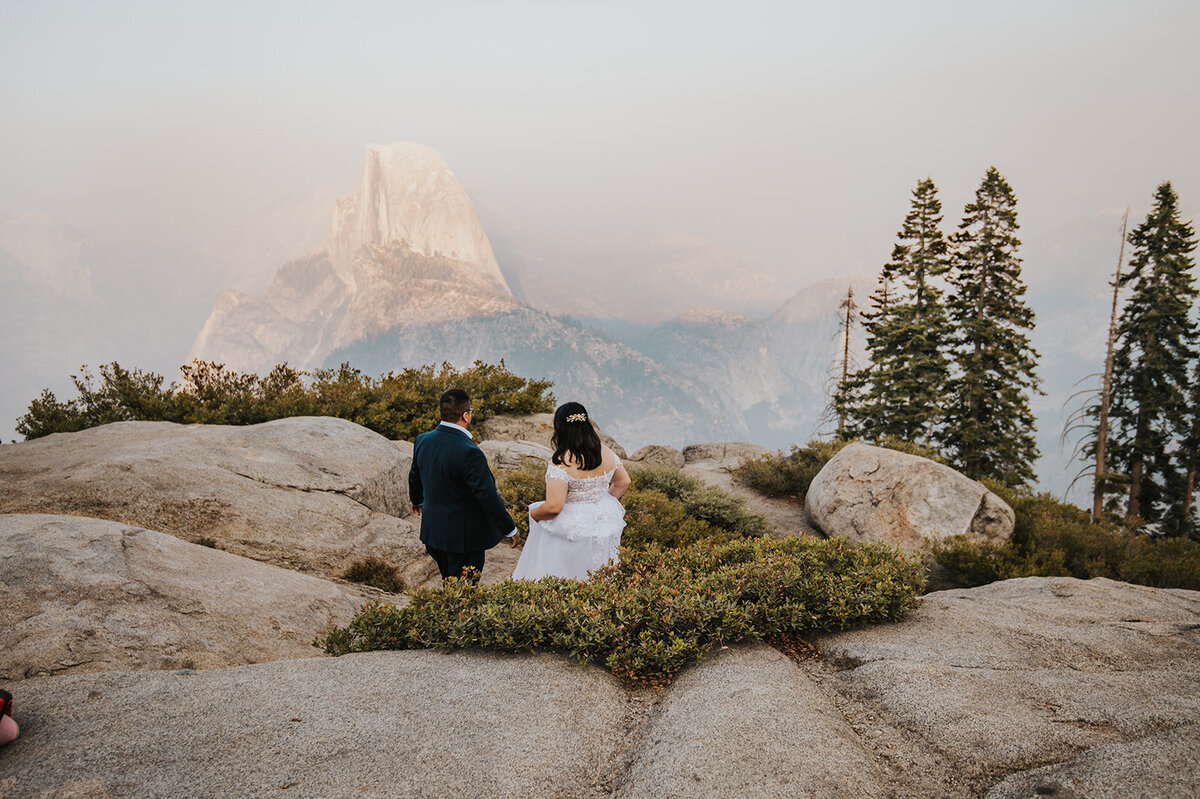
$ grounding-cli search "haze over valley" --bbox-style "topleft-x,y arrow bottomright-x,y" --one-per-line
3,1 -> 1197,506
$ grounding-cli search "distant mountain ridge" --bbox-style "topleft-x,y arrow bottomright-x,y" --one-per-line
186,143 -> 870,450
191,143 -> 514,374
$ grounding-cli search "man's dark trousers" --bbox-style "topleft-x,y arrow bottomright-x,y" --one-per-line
424,545 -> 485,583
409,424 -> 516,582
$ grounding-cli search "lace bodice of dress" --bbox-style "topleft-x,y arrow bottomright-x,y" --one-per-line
546,457 -> 621,505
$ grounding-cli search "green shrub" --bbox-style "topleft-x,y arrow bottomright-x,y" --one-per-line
935,485 -> 1200,590
621,488 -> 721,548
317,536 -> 925,682
496,464 -> 549,539
496,462 -> 769,548
341,556 -> 408,593
629,465 -> 769,539
733,437 -> 945,501
733,444 -> 831,499
16,360 -> 554,441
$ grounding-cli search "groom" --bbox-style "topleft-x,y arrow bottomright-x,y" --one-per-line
408,388 -> 520,583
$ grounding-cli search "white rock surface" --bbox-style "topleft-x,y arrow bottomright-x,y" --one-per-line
627,445 -> 685,470
618,644 -> 887,799
478,439 -> 552,472
681,441 -> 771,465
806,442 -> 1015,549
984,725 -> 1200,799
817,577 -> 1200,791
0,514 -> 374,681
0,416 -> 428,582
0,557 -> 1195,798
0,650 -> 627,799
478,412 -> 628,458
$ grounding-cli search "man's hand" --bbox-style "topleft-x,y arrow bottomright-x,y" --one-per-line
411,504 -> 422,516
507,532 -> 521,548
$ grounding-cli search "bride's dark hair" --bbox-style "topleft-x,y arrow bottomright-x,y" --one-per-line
551,401 -> 603,472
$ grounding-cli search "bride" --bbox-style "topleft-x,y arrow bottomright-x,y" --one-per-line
511,402 -> 631,581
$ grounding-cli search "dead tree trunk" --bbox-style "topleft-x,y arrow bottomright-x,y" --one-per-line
1093,208 -> 1129,522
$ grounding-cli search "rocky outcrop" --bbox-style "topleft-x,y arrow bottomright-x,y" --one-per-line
477,412 -> 628,458
329,142 -> 508,291
675,441 -> 816,537
0,416 -> 428,582
681,441 -> 770,465
620,644 -> 888,798
984,726 -> 1200,799
806,442 -> 1015,549
2,577 -> 1195,798
817,576 -> 1200,794
477,439 -> 552,472
2,650 -> 627,799
627,445 -> 685,470
0,514 -> 374,681
190,142 -> 517,374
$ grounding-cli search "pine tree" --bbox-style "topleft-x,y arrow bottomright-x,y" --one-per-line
857,178 -> 953,444
1107,182 -> 1198,528
1164,359 -> 1200,539
939,167 -> 1042,486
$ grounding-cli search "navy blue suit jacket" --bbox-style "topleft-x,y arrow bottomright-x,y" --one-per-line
409,425 -> 516,553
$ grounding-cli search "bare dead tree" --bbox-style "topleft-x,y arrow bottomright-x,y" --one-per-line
836,285 -> 859,436
1092,208 -> 1129,521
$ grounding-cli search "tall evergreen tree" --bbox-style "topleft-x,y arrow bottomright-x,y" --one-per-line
939,167 -> 1041,486
857,178 -> 953,444
1106,181 -> 1198,528
1164,359 -> 1200,539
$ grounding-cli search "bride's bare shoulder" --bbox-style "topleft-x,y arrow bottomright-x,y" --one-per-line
600,445 -> 619,469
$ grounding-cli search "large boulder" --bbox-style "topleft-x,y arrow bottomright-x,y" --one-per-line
1,650 -> 627,799
0,514 -> 374,681
806,442 -> 1014,549
627,444 -> 685,470
0,416 -> 429,582
477,439 -> 552,472
816,576 -> 1200,794
478,412 -> 627,458
620,644 -> 887,798
985,726 -> 1200,799
681,441 -> 770,466
1,572 -> 1196,797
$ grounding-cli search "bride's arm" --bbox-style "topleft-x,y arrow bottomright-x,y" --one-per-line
530,478 -> 568,521
609,465 -> 631,500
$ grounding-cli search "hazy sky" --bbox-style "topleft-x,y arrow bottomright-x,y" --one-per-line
2,0 -> 1197,282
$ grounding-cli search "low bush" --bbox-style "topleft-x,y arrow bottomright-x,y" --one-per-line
628,465 -> 769,539
16,359 -> 554,441
733,438 -> 945,501
496,463 -> 556,539
935,484 -> 1200,590
497,462 -> 770,547
341,556 -> 408,593
733,444 -> 833,500
317,536 -> 925,682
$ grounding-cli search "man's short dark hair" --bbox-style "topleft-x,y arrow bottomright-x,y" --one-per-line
440,388 -> 472,423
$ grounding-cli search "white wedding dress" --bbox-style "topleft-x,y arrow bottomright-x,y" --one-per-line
511,457 -> 627,581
